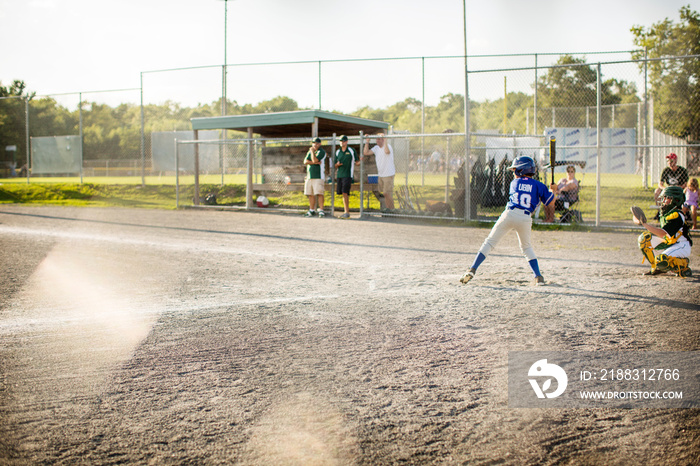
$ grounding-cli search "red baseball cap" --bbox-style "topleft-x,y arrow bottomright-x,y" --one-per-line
666,153 -> 678,159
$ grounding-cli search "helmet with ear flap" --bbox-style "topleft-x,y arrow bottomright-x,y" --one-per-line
509,156 -> 537,177
661,185 -> 685,214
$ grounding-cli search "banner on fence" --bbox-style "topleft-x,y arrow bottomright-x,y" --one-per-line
151,131 -> 221,172
545,127 -> 636,174
31,135 -> 82,174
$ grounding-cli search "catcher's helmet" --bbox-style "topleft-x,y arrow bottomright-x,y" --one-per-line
509,156 -> 537,177
660,185 -> 685,214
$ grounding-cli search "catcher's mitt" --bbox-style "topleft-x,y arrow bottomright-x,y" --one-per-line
630,205 -> 647,225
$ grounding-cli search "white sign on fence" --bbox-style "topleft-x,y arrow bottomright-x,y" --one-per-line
151,131 -> 221,172
545,127 -> 636,174
31,135 -> 82,174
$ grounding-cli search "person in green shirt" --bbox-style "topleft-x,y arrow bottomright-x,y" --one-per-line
304,137 -> 327,217
334,135 -> 361,218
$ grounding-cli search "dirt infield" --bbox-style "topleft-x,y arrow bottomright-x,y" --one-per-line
0,205 -> 698,465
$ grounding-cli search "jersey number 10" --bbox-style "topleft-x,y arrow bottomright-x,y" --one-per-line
510,192 -> 532,208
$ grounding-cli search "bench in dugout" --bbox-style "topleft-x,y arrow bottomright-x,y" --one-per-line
394,185 -> 453,216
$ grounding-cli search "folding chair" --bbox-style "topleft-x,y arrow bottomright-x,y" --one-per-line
557,184 -> 582,223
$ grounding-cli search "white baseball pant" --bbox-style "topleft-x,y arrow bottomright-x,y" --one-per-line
650,236 -> 691,258
478,207 -> 537,261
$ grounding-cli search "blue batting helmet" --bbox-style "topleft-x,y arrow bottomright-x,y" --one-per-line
509,156 -> 537,177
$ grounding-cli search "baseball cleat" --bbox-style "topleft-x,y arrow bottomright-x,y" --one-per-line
534,275 -> 545,286
304,210 -> 315,217
460,269 -> 475,284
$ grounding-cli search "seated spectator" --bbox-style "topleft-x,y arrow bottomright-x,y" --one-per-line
555,165 -> 579,208
684,177 -> 698,230
545,165 -> 579,222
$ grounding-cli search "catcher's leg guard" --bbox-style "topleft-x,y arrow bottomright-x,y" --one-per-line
638,231 -> 656,270
655,254 -> 671,273
666,256 -> 691,277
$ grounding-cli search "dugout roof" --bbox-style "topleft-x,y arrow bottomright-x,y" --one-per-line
190,110 -> 389,139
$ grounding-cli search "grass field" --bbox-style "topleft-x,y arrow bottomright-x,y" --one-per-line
0,174 -> 251,185
0,172 -> 663,223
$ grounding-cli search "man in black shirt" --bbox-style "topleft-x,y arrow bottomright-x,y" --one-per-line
654,152 -> 688,202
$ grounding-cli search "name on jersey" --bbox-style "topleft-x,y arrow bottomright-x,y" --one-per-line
518,183 -> 533,193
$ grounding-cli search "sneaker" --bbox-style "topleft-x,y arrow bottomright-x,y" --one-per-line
340,213 -> 350,219
304,210 -> 315,217
317,210 -> 326,217
534,275 -> 545,286
460,269 -> 476,284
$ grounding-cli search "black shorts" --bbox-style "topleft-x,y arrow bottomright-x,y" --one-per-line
336,177 -> 353,195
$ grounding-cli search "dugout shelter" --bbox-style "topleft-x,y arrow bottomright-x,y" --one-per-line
190,110 -> 389,208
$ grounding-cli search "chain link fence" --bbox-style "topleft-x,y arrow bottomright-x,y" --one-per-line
0,95 -> 29,179
2,53 -> 698,226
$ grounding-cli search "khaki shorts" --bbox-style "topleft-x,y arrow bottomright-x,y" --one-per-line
378,175 -> 394,193
304,178 -> 325,196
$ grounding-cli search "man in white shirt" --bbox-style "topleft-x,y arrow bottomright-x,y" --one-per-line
363,133 -> 395,209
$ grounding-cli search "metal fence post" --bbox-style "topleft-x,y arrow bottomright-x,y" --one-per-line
359,131 -> 364,218
534,53 -> 538,136
79,92 -> 84,184
642,48 -> 649,189
175,138 -> 179,208
445,135 -> 450,203
140,72 -> 145,187
246,129 -> 253,209
318,61 -> 322,110
193,130 -> 200,206
462,0 -> 470,222
331,133 -> 336,216
596,62 -> 601,227
421,57 -> 425,187
25,97 -> 29,184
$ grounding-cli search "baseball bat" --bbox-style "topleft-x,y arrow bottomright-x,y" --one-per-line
549,136 -> 556,184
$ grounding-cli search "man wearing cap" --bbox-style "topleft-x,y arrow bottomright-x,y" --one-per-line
654,153 -> 689,203
304,137 -> 327,217
334,135 -> 361,218
363,133 -> 395,210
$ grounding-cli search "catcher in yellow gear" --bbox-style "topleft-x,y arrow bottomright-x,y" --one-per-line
634,186 -> 692,277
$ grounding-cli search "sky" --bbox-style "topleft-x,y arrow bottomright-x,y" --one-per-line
1,0 -> 696,113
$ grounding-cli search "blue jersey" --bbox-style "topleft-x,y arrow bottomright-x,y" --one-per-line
507,177 -> 554,215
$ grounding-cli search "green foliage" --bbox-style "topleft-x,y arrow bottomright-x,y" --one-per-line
536,55 -> 640,128
430,93 -> 465,133
352,95 -> 470,135
0,183 -> 96,203
471,92 -> 532,135
31,97 -> 77,137
0,80 -> 33,166
0,182 -> 253,209
632,5 -> 700,141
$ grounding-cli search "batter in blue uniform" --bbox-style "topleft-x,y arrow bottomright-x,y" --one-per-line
460,156 -> 556,286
